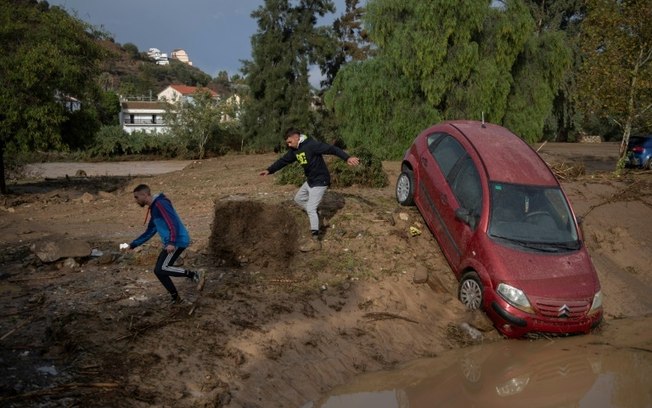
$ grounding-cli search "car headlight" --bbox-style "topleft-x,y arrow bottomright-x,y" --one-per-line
496,376 -> 530,397
589,290 -> 603,314
497,283 -> 534,314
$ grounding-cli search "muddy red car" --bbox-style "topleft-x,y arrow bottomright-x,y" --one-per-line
396,120 -> 603,337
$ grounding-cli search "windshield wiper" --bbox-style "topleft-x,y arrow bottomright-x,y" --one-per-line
490,235 -> 565,252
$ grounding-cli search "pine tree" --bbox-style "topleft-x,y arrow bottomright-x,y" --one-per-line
242,0 -> 335,150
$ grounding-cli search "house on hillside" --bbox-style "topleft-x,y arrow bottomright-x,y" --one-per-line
157,84 -> 218,104
170,49 -> 192,66
119,101 -> 168,134
147,48 -> 169,65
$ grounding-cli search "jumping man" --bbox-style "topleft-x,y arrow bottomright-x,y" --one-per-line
259,128 -> 360,252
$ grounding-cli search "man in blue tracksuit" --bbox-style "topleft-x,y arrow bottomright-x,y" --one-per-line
260,128 -> 360,252
129,184 -> 202,304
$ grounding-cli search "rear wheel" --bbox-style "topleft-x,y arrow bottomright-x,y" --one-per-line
459,271 -> 483,310
396,170 -> 415,206
645,158 -> 652,170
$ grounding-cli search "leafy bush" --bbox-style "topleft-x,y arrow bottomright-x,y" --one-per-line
274,146 -> 388,188
89,126 -> 185,158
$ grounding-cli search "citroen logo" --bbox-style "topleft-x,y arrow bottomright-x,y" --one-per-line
558,304 -> 571,318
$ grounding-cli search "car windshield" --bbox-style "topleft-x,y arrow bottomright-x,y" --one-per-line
488,182 -> 579,251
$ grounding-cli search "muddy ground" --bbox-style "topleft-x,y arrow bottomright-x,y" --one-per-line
0,143 -> 651,407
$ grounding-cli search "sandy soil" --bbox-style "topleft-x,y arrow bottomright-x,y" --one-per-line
0,144 -> 651,407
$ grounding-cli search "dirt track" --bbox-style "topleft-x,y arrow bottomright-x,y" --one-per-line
0,145 -> 651,407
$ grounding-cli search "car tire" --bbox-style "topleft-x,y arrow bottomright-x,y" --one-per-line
645,158 -> 652,170
396,170 -> 415,206
459,271 -> 483,310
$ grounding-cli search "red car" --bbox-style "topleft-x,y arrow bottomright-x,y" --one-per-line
396,120 -> 603,337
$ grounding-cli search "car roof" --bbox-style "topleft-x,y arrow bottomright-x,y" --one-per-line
442,120 -> 559,186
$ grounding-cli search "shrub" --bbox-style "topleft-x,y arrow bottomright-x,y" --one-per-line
89,126 -> 185,158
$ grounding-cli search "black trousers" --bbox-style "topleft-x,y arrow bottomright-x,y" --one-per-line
154,247 -> 187,297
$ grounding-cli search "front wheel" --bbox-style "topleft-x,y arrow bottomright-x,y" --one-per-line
396,170 -> 415,206
459,271 -> 483,310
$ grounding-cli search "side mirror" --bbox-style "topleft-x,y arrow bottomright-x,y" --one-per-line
455,207 -> 476,229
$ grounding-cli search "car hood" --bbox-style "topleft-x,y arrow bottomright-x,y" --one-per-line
487,241 -> 599,299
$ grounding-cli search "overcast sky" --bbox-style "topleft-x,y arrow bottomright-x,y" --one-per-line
48,0 -> 348,84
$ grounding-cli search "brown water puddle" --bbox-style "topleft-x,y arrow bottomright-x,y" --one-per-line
306,326 -> 652,408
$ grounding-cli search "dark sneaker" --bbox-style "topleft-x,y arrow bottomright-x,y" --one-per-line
189,270 -> 201,284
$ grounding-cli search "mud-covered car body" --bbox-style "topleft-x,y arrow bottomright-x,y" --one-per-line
396,120 -> 603,337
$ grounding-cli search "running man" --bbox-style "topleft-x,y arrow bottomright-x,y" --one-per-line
128,184 -> 202,304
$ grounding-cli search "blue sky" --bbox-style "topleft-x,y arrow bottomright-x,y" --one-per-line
48,0 -> 348,84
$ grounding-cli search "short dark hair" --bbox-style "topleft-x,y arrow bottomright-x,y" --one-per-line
133,184 -> 150,194
284,128 -> 301,140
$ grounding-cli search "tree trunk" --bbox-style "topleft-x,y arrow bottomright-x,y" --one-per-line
0,141 -> 6,195
619,50 -> 643,160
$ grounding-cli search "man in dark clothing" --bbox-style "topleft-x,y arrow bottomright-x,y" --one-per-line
127,184 -> 203,304
260,128 -> 360,251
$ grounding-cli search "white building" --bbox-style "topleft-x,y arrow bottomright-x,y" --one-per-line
119,101 -> 168,134
146,47 -> 169,65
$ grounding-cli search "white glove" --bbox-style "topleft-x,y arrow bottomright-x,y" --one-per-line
119,243 -> 130,251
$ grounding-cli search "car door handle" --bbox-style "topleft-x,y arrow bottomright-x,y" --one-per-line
421,157 -> 428,166
440,193 -> 448,205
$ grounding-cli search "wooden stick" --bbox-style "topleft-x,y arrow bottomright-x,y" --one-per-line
363,312 -> 419,324
0,317 -> 35,341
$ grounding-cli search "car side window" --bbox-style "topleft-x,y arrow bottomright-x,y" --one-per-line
451,157 -> 482,218
431,135 -> 466,178
427,133 -> 444,154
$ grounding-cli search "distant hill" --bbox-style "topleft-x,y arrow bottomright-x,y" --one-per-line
97,39 -> 233,99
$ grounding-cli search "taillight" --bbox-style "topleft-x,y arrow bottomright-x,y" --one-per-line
631,146 -> 644,153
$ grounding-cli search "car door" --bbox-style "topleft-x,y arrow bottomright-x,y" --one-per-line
444,156 -> 483,270
419,133 -> 467,266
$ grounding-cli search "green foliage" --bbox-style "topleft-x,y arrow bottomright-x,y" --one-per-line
578,0 -> 652,158
242,0 -> 336,151
89,126 -> 184,158
325,58 -> 441,160
330,146 -> 388,187
274,146 -> 388,188
325,0 -> 577,156
0,1 -> 107,192
504,31 -> 572,143
122,42 -> 139,59
164,90 -> 242,159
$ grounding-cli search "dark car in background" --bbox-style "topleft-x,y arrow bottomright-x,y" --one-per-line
396,120 -> 603,338
625,135 -> 652,169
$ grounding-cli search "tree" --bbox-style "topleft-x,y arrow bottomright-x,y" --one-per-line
0,1 -> 106,193
578,0 -> 652,160
241,0 -> 335,150
320,0 -> 373,87
164,90 -> 224,159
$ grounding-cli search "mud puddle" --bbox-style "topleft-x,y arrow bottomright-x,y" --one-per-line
307,319 -> 652,408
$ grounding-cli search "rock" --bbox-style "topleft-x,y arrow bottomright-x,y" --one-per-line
97,191 -> 114,200
398,212 -> 409,221
458,322 -> 484,343
97,253 -> 117,265
80,192 -> 94,203
31,239 -> 92,263
413,265 -> 429,284
61,257 -> 79,271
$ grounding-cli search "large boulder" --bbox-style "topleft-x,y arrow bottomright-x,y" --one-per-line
31,239 -> 92,263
